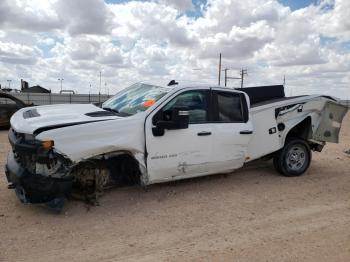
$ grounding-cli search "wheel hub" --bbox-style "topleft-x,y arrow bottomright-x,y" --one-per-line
286,145 -> 306,171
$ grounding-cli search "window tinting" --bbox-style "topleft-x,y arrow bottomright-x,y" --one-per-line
162,91 -> 208,124
215,92 -> 243,122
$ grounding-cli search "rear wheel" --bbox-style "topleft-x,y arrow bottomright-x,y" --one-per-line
273,139 -> 311,177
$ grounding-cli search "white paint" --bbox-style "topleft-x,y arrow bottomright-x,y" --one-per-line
9,85 -> 348,185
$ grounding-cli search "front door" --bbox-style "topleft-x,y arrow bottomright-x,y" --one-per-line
145,89 -> 213,183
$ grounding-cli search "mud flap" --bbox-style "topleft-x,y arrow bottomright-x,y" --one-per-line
313,101 -> 348,143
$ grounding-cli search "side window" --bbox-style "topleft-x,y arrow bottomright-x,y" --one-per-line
214,91 -> 244,122
160,90 -> 209,124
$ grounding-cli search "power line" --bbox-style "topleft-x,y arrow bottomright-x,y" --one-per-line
240,69 -> 248,88
222,68 -> 241,87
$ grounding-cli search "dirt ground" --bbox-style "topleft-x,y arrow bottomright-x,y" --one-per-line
0,114 -> 349,262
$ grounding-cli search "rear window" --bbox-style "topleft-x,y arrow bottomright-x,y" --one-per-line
214,91 -> 244,122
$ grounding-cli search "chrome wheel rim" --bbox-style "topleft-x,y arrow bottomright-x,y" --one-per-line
286,145 -> 307,171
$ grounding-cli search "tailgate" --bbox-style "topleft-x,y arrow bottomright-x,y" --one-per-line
313,101 -> 348,143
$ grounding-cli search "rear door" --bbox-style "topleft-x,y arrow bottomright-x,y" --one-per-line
209,89 -> 253,173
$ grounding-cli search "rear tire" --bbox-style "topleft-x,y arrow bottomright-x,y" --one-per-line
273,138 -> 311,177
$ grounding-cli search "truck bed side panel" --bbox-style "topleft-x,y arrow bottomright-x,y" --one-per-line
247,108 -> 280,160
247,96 -> 348,162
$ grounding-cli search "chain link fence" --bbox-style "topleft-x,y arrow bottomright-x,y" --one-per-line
9,93 -> 112,105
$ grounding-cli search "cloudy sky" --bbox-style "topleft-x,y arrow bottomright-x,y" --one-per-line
0,0 -> 349,98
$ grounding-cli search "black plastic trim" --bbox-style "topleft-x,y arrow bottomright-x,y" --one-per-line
33,119 -> 113,135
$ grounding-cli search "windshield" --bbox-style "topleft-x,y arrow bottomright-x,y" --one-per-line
102,83 -> 170,116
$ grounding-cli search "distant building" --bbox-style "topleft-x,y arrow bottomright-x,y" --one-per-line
20,79 -> 51,93
21,79 -> 29,90
21,85 -> 51,93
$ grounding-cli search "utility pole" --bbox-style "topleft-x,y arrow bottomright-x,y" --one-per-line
240,69 -> 248,88
224,68 -> 228,87
283,75 -> 286,86
58,78 -> 64,92
99,71 -> 102,95
105,82 -> 108,95
6,79 -> 12,89
222,68 -> 241,88
218,53 -> 222,86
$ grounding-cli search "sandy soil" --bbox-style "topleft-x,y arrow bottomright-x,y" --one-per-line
0,114 -> 349,262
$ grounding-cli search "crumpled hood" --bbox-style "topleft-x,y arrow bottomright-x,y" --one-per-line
11,103 -> 120,134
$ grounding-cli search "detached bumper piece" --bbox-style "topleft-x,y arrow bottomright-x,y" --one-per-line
5,152 -> 72,204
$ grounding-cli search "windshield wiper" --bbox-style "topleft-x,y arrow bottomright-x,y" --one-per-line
102,107 -> 119,114
103,107 -> 133,117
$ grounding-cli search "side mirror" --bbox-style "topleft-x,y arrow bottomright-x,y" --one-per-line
172,106 -> 190,129
152,106 -> 189,136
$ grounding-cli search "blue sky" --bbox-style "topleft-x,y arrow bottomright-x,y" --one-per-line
105,0 -> 321,14
279,0 -> 319,10
106,0 -> 318,9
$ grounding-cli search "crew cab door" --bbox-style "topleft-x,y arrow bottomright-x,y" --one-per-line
145,89 -> 213,183
209,89 -> 253,173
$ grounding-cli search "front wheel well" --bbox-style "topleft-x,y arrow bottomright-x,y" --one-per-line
70,152 -> 142,202
104,153 -> 142,186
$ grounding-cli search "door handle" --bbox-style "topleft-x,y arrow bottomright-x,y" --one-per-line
197,131 -> 212,136
240,130 -> 253,135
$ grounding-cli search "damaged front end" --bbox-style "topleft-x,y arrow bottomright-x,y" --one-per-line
5,128 -> 142,210
5,128 -> 73,206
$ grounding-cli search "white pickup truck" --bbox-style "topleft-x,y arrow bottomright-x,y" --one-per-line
5,83 -> 348,209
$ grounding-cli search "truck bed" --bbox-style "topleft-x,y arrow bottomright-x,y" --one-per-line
251,96 -> 306,108
246,94 -> 347,162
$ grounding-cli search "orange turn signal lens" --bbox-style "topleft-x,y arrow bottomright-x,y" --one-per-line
41,140 -> 54,150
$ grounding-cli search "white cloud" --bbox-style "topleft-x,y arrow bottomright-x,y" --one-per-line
0,0 -> 61,32
0,41 -> 41,64
55,0 -> 113,35
199,20 -> 275,59
0,0 -> 348,98
38,37 -> 56,46
317,0 -> 350,41
159,0 -> 193,11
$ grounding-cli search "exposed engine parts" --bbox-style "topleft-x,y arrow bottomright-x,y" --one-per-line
67,154 -> 142,205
